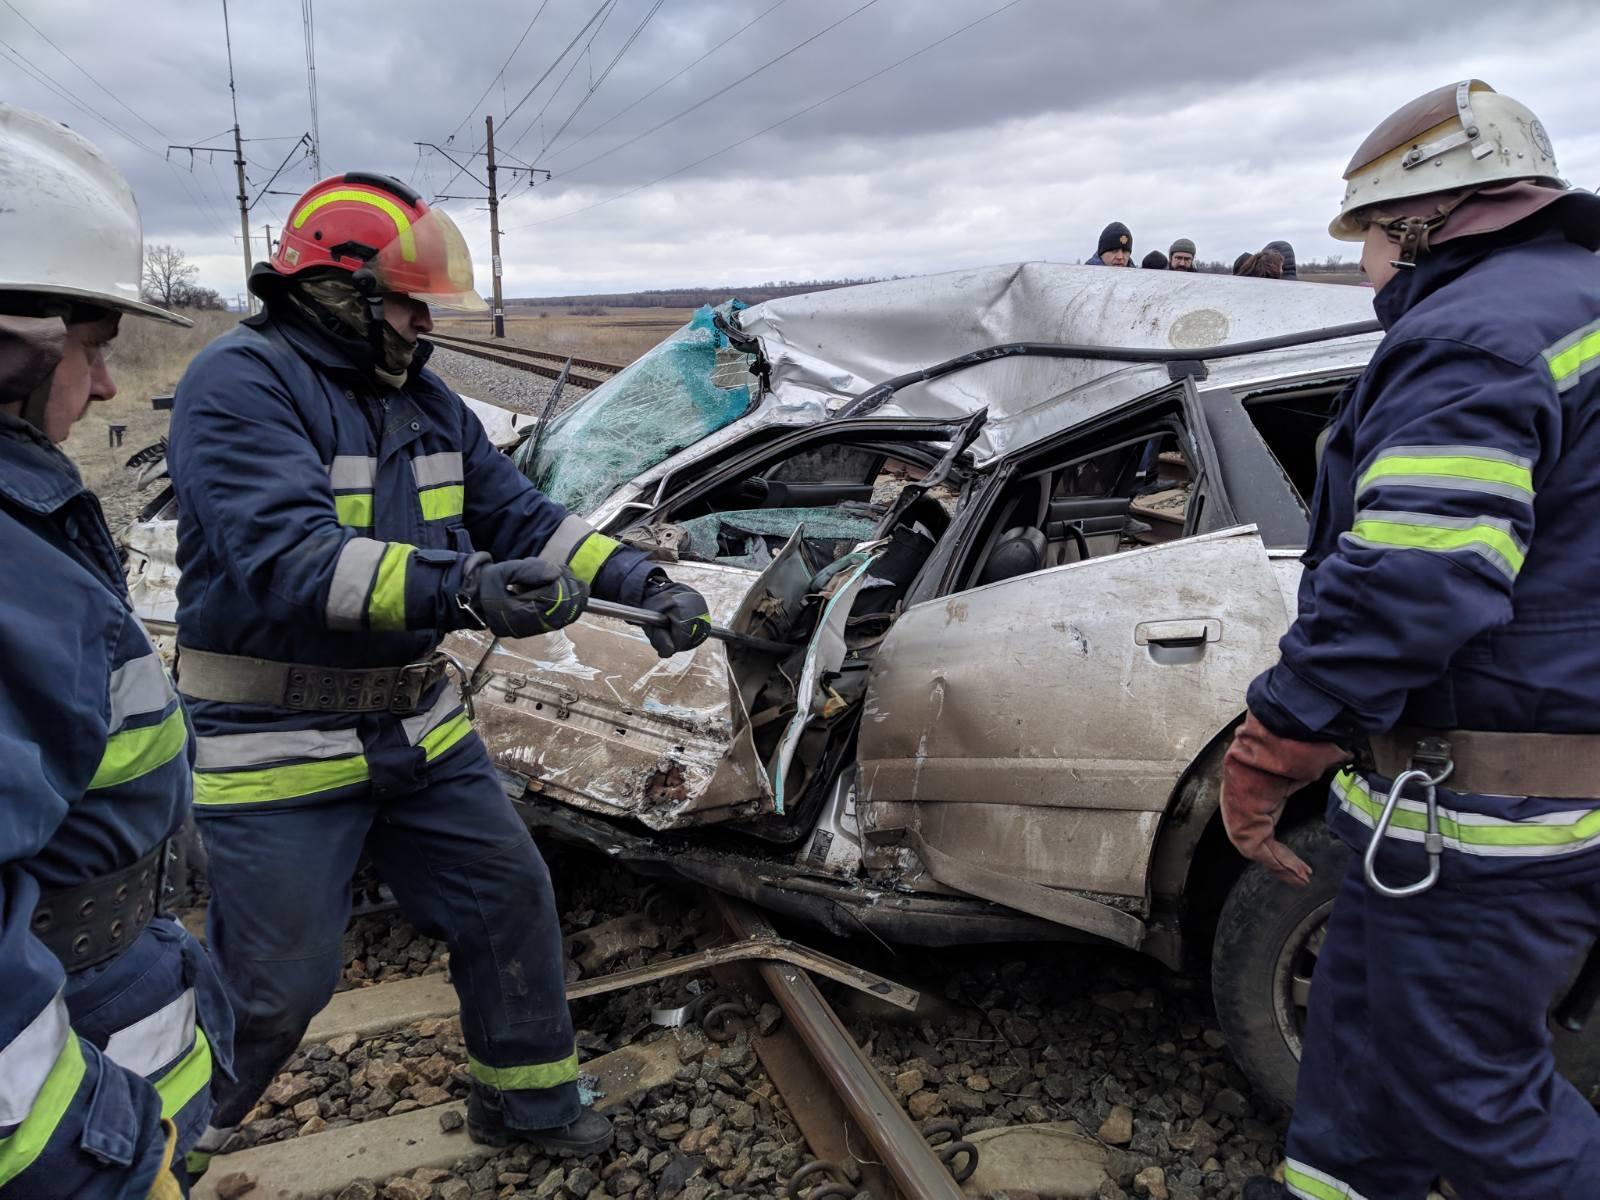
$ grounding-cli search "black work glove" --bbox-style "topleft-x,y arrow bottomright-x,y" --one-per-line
639,571 -> 711,658
459,552 -> 588,638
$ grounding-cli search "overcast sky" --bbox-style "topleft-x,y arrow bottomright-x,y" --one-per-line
5,0 -> 1596,302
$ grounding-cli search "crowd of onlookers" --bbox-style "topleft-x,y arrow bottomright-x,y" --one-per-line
1084,221 -> 1300,279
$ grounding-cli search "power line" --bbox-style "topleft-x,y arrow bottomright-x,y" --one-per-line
441,0 -> 552,147
506,0 -> 1029,231
0,34 -> 163,156
1,0 -> 170,141
430,0 -> 616,203
543,0 -> 881,182
540,0 -> 787,165
498,0 -> 622,159
526,0 -> 668,160
301,0 -> 322,174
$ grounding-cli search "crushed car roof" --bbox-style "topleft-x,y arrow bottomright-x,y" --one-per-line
739,261 -> 1381,462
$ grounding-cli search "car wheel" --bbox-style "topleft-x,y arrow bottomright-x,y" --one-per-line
1211,819 -> 1600,1111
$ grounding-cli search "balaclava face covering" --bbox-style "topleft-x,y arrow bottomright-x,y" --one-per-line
286,273 -> 417,389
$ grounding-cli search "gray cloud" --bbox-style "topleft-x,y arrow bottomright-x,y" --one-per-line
4,0 -> 1593,299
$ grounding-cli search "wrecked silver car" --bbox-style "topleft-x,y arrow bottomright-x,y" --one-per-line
124,262 -> 1597,1106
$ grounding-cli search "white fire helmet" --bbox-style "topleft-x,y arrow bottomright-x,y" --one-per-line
1330,80 -> 1565,241
0,103 -> 190,325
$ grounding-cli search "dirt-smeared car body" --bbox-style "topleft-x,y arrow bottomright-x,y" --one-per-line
152,261 -> 1577,1106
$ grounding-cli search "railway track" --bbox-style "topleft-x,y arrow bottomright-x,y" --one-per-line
193,887 -> 967,1199
426,331 -> 623,390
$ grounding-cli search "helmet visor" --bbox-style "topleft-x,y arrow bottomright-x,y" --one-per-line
370,207 -> 487,311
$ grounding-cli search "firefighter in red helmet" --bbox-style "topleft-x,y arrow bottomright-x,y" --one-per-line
167,173 -> 710,1165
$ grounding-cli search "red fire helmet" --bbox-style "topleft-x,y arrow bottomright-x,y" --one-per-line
273,172 -> 486,310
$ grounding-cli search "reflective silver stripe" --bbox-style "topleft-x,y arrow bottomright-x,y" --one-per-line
326,537 -> 387,631
538,514 -> 595,568
1335,773 -> 1600,859
411,452 -> 464,489
1544,315 -> 1600,393
108,652 -> 175,732
0,990 -> 70,1126
195,726 -> 365,770
1343,507 -> 1526,582
327,456 -> 377,490
1284,1159 -> 1373,1200
104,989 -> 195,1078
402,684 -> 463,745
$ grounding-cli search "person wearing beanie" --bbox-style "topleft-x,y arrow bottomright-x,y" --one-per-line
1168,238 -> 1196,270
1086,221 -> 1132,266
1141,250 -> 1169,269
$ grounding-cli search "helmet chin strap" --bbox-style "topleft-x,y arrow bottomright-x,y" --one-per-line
1378,192 -> 1474,270
350,266 -> 390,364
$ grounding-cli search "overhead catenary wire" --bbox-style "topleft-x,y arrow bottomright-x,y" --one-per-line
430,0 -> 615,203
496,0 -> 622,162
1,0 -> 171,140
515,0 -> 668,160
441,0 -> 553,147
0,34 -> 163,156
540,0 -> 882,182
539,0 -> 788,164
506,0 -> 1029,231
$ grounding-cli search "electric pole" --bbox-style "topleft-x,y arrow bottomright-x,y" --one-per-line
485,115 -> 506,339
232,123 -> 253,303
263,224 -> 274,264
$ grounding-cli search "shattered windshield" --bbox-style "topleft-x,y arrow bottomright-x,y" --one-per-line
516,302 -> 756,515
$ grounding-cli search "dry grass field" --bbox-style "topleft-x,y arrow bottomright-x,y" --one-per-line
432,307 -> 698,366
61,309 -> 238,528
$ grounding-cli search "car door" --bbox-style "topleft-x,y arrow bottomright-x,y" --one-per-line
856,389 -> 1290,907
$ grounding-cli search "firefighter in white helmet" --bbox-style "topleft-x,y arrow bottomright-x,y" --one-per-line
0,104 -> 231,1197
1224,80 -> 1600,1199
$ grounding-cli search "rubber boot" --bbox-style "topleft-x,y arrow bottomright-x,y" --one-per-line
1241,1178 -> 1285,1200
466,1081 -> 615,1157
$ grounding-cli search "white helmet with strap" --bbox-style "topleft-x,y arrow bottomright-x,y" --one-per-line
1330,80 -> 1564,241
0,103 -> 190,326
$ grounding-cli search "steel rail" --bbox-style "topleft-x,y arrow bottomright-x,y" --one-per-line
714,894 -> 967,1200
424,335 -> 610,390
427,331 -> 622,375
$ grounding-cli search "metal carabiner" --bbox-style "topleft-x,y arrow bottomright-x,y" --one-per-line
1363,754 -> 1453,899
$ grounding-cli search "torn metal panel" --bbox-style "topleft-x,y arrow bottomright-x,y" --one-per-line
456,560 -> 770,829
125,517 -> 180,628
857,527 -> 1288,903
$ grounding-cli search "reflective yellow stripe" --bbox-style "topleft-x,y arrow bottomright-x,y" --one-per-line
1348,515 -> 1525,577
193,753 -> 370,806
153,1030 -> 212,1121
568,532 -> 621,584
1284,1164 -> 1366,1200
1357,452 -> 1532,497
292,187 -> 416,261
1548,324 -> 1600,390
0,1036 -> 85,1188
467,1049 -> 579,1092
420,711 -> 473,761
417,484 -> 464,521
368,543 -> 412,631
89,708 -> 187,790
1335,769 -> 1600,851
334,493 -> 374,527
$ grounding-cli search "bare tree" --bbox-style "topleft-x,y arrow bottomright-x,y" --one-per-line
142,244 -> 199,309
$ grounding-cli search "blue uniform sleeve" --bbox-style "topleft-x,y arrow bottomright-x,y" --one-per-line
0,586 -> 166,1192
1248,338 -> 1559,740
455,395 -> 655,605
171,345 -> 473,634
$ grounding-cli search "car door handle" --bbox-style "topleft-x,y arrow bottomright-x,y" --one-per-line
1135,618 -> 1221,664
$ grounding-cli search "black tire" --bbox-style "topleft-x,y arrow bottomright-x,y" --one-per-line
1211,820 -> 1600,1110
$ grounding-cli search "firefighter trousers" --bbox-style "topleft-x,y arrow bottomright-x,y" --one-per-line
197,734 -> 579,1132
1284,856 -> 1600,1200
